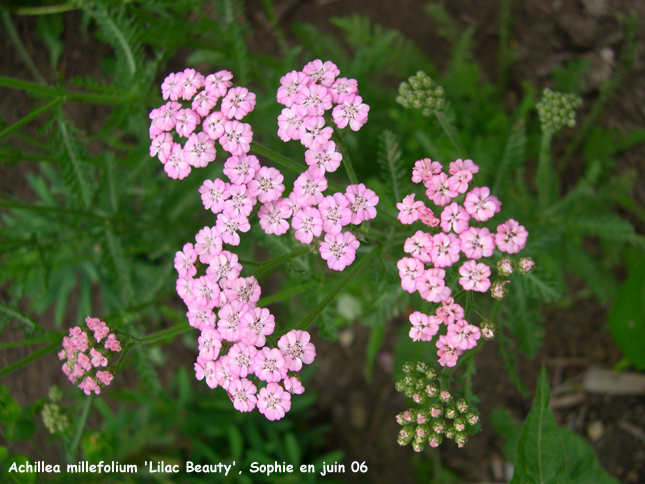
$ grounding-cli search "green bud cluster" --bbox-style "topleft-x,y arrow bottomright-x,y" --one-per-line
395,362 -> 480,450
41,386 -> 69,434
396,71 -> 445,116
536,88 -> 582,133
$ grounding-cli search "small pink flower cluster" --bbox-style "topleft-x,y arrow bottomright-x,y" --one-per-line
275,60 -> 377,271
59,317 -> 121,395
149,68 -> 255,179
396,158 -> 529,366
175,244 -> 315,421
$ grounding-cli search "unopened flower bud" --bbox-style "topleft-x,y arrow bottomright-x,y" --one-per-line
455,432 -> 468,448
444,405 -> 457,420
395,380 -> 407,393
48,386 -> 63,403
497,257 -> 515,276
402,361 -> 415,374
396,410 -> 414,425
444,427 -> 456,439
416,424 -> 429,438
428,433 -> 443,448
536,88 -> 582,133
426,384 -> 438,397
453,417 -> 467,432
404,374 -> 417,387
430,404 -> 443,418
491,280 -> 510,300
416,410 -> 428,424
412,392 -> 428,404
432,419 -> 446,434
397,71 -> 445,116
456,399 -> 469,413
466,411 -> 480,425
425,368 -> 438,381
41,403 -> 69,434
398,426 -> 414,446
519,257 -> 535,274
480,321 -> 498,341
416,361 -> 429,374
412,437 -> 426,452
439,390 -> 452,403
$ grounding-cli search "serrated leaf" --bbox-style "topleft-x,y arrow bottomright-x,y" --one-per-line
566,214 -> 637,243
510,367 -> 572,484
521,269 -> 564,303
134,347 -> 161,394
376,130 -> 408,206
493,119 -> 526,196
559,428 -> 620,484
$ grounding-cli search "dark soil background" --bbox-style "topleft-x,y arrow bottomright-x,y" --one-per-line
2,0 -> 645,483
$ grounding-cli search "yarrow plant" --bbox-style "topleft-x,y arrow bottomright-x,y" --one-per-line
58,317 -> 121,395
148,60 -> 378,419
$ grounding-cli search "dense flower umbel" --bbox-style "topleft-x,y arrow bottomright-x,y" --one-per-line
396,362 -> 479,450
536,88 -> 582,134
59,317 -> 121,395
397,157 -> 532,369
396,71 -> 445,116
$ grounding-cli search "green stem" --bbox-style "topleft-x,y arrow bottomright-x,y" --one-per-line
292,246 -> 381,331
136,324 -> 192,346
536,130 -> 553,208
0,98 -> 63,142
0,335 -> 59,351
434,111 -> 467,156
252,246 -> 311,278
333,130 -> 358,185
1,11 -> 47,85
0,305 -> 38,331
258,281 -> 317,307
0,340 -> 61,378
496,0 -> 514,95
66,395 -> 92,464
12,4 -> 78,15
250,141 -> 345,193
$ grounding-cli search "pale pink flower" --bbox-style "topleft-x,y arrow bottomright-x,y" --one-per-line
408,311 -> 440,342
416,268 -> 451,303
440,202 -> 470,234
304,141 -> 342,175
202,111 -> 227,140
223,154 -> 261,185
303,59 -> 339,87
96,371 -> 113,386
253,347 -> 288,382
180,68 -> 205,100
229,378 -> 258,412
184,132 -> 216,168
301,116 -> 333,150
431,232 -> 461,268
277,107 -> 305,142
175,109 -> 200,138
90,348 -> 108,367
403,230 -> 434,263
257,382 -> 291,421
447,320 -> 481,350
174,242 -> 197,277
195,226 -> 223,264
459,227 -> 495,260
436,335 -> 462,367
397,257 -> 425,293
76,352 -> 92,371
463,186 -> 501,222
458,260 -> 492,292
221,86 -> 256,120
218,300 -> 251,342
283,376 -> 305,395
150,132 -> 174,163
425,173 -> 457,206
206,251 -> 243,285
161,72 -> 185,101
345,183 -> 378,224
447,169 -> 473,194
277,330 -> 316,371
153,101 -> 182,131
199,178 -> 231,214
215,212 -> 250,246
191,89 -> 219,117
104,334 -> 121,352
220,121 -> 253,156
193,275 -> 221,309
247,166 -> 285,203
224,276 -> 261,305
176,277 -> 195,305
435,297 -> 464,326
495,219 -> 528,254
228,342 -> 258,378
258,199 -> 291,235
223,184 -> 255,219
319,231 -> 360,271
241,307 -> 275,347
204,70 -> 233,97
449,158 -> 479,175
213,356 -> 234,389
318,193 -> 352,235
186,306 -> 216,331
397,194 -> 425,225
329,77 -> 358,103
292,207 -> 323,244
198,326 -> 222,361
164,143 -> 191,180
295,84 -> 332,116
149,122 -> 162,139
93,322 -> 110,343
293,169 -> 327,207
277,70 -> 310,107
85,317 -> 100,331
412,158 -> 443,184
332,94 -> 369,131
195,357 -> 219,389
79,376 -> 100,395
419,206 -> 441,227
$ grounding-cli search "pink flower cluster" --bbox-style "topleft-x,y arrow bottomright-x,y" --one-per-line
149,68 -> 255,180
59,317 -> 121,395
175,241 -> 315,420
274,60 -> 377,271
396,158 -> 529,366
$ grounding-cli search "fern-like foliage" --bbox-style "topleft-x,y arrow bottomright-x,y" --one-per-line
376,130 -> 409,207
492,119 -> 526,196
